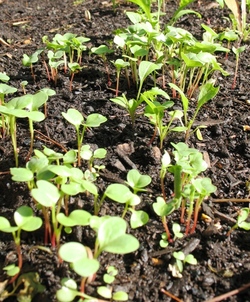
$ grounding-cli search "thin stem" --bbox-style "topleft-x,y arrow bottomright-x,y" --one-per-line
162,216 -> 172,242
26,118 -> 34,161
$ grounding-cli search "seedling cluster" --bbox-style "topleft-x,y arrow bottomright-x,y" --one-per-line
1,0 -> 249,300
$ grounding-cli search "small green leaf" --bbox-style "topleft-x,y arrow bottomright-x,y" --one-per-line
85,113 -> 107,127
31,180 -> 60,207
104,184 -> 132,203
126,169 -> 151,192
97,217 -> 139,254
130,210 -> 149,229
62,108 -> 84,127
3,264 -> 20,276
57,210 -> 91,227
97,286 -> 112,299
173,251 -> 185,261
59,242 -> 87,263
184,254 -> 197,265
112,291 -> 129,301
138,61 -> 161,85
56,278 -> 79,302
10,168 -> 34,182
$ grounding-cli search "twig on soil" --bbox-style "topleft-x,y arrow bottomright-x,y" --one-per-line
212,198 -> 250,202
0,37 -> 11,47
0,171 -> 10,175
204,282 -> 250,302
34,130 -> 68,152
160,288 -> 183,302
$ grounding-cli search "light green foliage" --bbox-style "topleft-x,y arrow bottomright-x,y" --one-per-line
62,109 -> 107,166
59,242 -> 100,277
91,216 -> 140,257
142,87 -> 186,148
228,208 -> 250,235
0,206 -> 42,236
170,251 -> 197,278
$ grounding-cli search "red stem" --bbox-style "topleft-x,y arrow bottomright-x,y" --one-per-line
9,244 -> 22,284
162,216 -> 172,243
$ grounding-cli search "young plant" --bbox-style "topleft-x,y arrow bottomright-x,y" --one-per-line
0,206 -> 42,283
182,178 -> 217,234
97,266 -> 128,301
91,45 -> 114,86
168,142 -> 216,234
227,207 -> 250,236
80,144 -> 106,181
68,62 -> 83,91
232,45 -> 246,89
99,180 -> 149,229
47,50 -> 64,84
169,251 -> 197,278
160,223 -> 184,248
57,216 -> 139,301
153,196 -> 179,242
110,93 -> 143,127
62,109 -> 107,166
216,0 -> 250,41
169,79 -> 219,141
22,49 -> 43,81
142,87 -> 186,149
0,95 -> 32,166
111,58 -> 130,96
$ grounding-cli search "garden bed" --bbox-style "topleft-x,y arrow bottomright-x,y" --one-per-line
0,0 -> 250,301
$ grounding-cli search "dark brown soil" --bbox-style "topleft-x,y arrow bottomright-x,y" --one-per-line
1,0 -> 250,301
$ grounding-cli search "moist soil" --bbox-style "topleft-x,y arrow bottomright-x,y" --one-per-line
0,0 -> 250,301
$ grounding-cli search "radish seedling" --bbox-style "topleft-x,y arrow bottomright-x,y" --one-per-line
62,108 -> 107,166
0,206 -> 42,283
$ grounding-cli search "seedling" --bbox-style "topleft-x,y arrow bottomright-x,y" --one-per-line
90,216 -> 140,258
153,197 -> 179,242
126,168 -> 151,194
142,87 -> 186,149
31,180 -> 60,247
182,178 -> 216,234
0,95 -> 32,166
62,109 -> 107,166
47,50 -> 64,84
57,217 -> 138,299
98,182 -> 149,228
169,79 -> 219,141
80,144 -> 106,180
111,58 -> 130,96
160,223 -> 184,248
0,206 -> 42,283
168,142 -> 216,234
0,88 -> 55,166
137,61 -> 161,100
22,49 -> 43,81
97,266 -> 128,301
169,251 -> 197,278
232,45 -> 246,89
68,62 -> 83,91
91,45 -> 114,86
227,207 -> 250,236
20,80 -> 28,94
110,93 -> 143,127
159,150 -> 171,201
